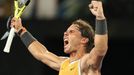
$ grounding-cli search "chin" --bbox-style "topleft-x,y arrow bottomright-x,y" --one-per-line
64,49 -> 71,54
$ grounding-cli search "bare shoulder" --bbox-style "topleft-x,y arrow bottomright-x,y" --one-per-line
59,56 -> 69,60
59,56 -> 69,63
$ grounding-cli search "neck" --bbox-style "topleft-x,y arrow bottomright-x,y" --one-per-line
69,48 -> 86,62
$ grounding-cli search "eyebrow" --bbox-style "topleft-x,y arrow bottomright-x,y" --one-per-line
67,28 -> 79,32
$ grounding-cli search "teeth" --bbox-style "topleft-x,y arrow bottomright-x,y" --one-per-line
64,39 -> 68,41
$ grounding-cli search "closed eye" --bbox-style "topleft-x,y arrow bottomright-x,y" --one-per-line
69,30 -> 75,34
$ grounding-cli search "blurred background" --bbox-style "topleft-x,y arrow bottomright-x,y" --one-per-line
0,0 -> 134,75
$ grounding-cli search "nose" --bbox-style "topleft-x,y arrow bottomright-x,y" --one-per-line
64,31 -> 68,36
64,32 -> 68,39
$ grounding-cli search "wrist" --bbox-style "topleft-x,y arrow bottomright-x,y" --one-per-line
96,15 -> 105,20
20,31 -> 36,48
95,19 -> 107,35
17,27 -> 27,36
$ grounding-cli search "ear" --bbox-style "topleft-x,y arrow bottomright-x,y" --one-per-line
81,37 -> 89,44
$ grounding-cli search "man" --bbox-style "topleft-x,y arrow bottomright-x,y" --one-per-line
11,0 -> 108,75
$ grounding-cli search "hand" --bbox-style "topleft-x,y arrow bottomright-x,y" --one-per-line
89,1 -> 105,20
11,17 -> 23,32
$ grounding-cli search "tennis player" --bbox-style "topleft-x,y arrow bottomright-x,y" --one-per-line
11,0 -> 108,75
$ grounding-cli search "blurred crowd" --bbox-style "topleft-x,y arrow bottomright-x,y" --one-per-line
0,0 -> 134,20
0,0 -> 93,20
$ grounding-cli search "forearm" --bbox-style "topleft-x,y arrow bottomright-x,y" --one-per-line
28,41 -> 50,60
17,27 -> 49,60
17,27 -> 62,71
94,19 -> 108,55
94,35 -> 108,52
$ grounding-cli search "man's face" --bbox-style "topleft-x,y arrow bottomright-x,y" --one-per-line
63,24 -> 83,54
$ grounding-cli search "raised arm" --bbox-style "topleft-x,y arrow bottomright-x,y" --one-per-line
81,0 -> 108,70
90,0 -> 108,56
11,18 -> 66,71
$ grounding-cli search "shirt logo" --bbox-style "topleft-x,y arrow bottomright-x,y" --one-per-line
70,67 -> 75,71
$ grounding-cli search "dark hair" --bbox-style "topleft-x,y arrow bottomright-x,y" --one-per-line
72,19 -> 94,53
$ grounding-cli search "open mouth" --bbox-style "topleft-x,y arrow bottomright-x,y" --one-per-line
64,39 -> 69,46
